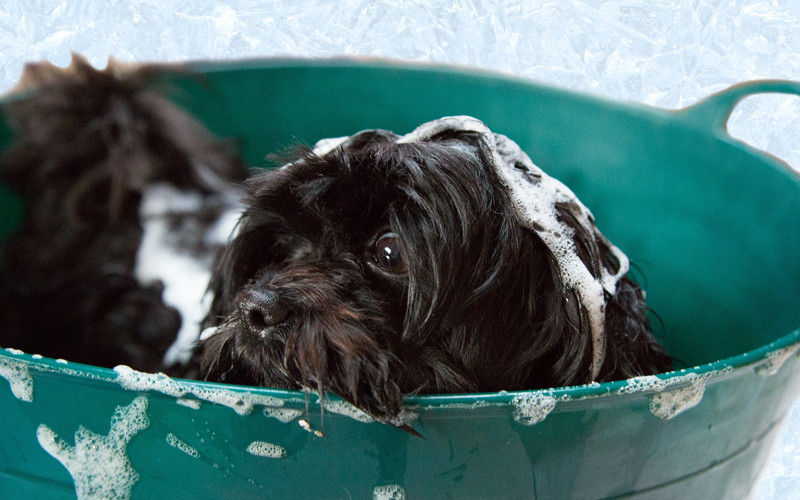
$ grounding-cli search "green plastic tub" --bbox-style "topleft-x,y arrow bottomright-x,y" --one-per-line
1,59 -> 800,500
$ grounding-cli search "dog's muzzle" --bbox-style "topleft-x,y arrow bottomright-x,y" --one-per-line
237,289 -> 290,340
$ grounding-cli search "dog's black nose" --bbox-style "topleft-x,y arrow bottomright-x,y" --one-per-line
238,289 -> 290,338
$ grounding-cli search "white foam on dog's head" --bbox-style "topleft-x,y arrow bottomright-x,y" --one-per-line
36,396 -> 150,500
396,116 -> 627,380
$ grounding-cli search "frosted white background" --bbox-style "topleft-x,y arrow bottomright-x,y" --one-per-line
0,0 -> 799,498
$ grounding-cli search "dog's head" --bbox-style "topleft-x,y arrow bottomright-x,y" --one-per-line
198,117 -> 669,426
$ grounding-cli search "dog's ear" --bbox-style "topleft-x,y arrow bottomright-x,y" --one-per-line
553,201 -> 671,382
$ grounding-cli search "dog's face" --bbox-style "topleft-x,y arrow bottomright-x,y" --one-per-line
198,121 -> 670,425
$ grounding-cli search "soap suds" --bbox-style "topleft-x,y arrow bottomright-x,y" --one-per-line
246,441 -> 287,458
619,368 -> 732,397
34,363 -> 106,381
264,407 -> 303,423
166,433 -> 200,458
512,392 -> 557,426
199,327 -> 218,341
617,368 -> 732,419
618,374 -> 667,394
324,399 -> 375,423
176,398 -> 202,410
373,484 -> 406,500
755,342 -> 800,376
37,396 -> 150,500
310,136 -> 351,158
648,379 -> 706,419
0,357 -> 34,402
5,348 -> 24,355
433,400 -> 505,410
113,365 -> 285,416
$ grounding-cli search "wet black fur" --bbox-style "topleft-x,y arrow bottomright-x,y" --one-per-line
196,129 -> 672,425
0,57 -> 247,371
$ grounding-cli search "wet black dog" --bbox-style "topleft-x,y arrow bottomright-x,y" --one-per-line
196,117 -> 672,427
0,57 -> 247,372
0,60 -> 670,430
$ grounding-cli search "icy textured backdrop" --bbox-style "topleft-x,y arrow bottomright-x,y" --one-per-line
0,1 -> 799,498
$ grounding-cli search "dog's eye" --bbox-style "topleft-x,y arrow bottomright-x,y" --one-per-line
374,233 -> 406,274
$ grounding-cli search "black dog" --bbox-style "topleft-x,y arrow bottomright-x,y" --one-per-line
0,61 -> 670,430
0,56 -> 247,372
196,117 -> 672,427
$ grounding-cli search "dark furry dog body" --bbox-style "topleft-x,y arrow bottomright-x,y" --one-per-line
0,60 -> 669,430
196,118 -> 672,426
0,57 -> 247,371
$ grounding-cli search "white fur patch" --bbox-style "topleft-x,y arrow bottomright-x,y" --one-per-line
134,183 -> 243,366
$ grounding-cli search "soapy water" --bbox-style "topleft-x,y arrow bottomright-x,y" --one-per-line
618,368 -> 733,420
176,398 -> 202,410
37,396 -> 150,500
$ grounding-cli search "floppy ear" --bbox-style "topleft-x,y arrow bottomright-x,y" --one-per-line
496,223 -> 596,390
553,201 -> 671,381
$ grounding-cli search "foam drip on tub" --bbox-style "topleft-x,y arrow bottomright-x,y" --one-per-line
113,365 -> 290,416
37,396 -> 150,500
0,356 -> 33,402
246,441 -> 287,458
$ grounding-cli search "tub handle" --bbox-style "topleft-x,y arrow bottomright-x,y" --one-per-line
679,79 -> 800,136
